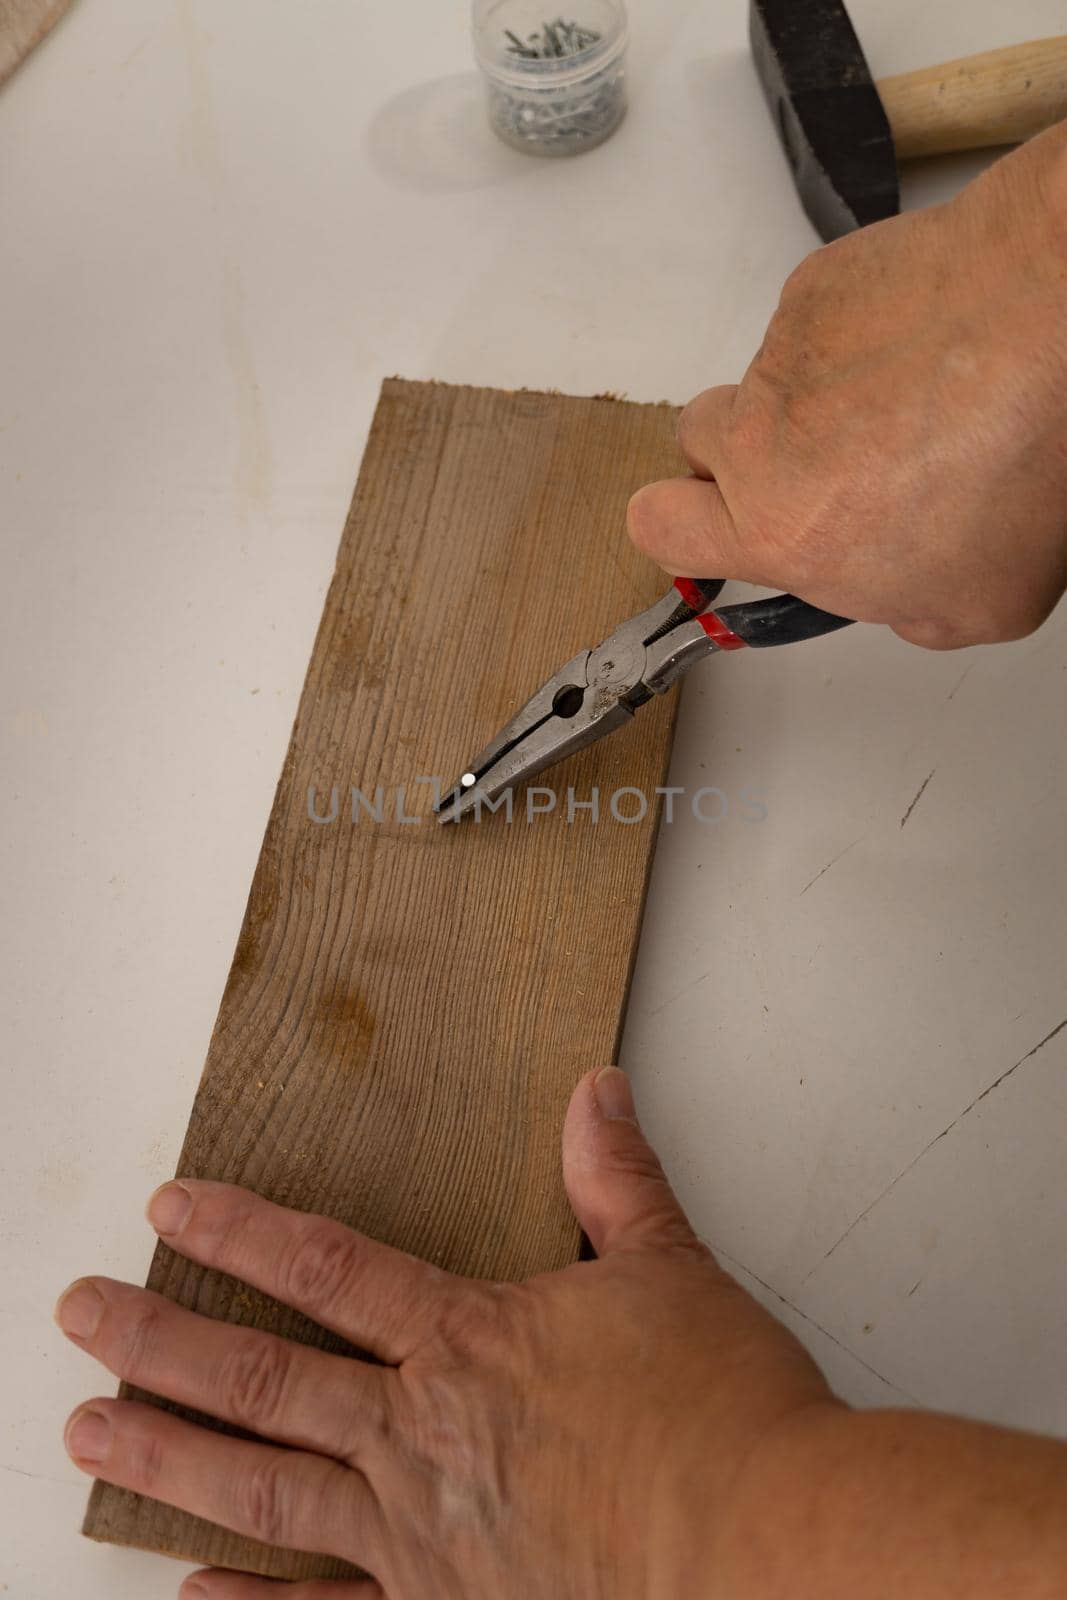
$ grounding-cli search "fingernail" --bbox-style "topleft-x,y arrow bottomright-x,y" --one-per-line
594,1066 -> 635,1121
65,1407 -> 111,1465
148,1181 -> 193,1236
55,1281 -> 104,1341
180,1582 -> 209,1599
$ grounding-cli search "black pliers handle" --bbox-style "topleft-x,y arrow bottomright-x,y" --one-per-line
670,578 -> 852,650
436,577 -> 851,823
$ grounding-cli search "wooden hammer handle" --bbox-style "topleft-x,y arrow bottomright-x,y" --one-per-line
878,36 -> 1067,160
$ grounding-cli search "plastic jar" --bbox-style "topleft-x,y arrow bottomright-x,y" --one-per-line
472,1 -> 629,157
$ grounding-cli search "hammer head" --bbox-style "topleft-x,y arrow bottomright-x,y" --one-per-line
750,0 -> 899,241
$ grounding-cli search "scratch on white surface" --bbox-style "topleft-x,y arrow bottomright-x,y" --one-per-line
799,837 -> 862,897
0,1461 -> 79,1489
944,1017 -> 1067,1122
945,665 -> 974,702
805,1017 -> 1067,1285
648,968 -> 712,1018
900,770 -> 935,829
118,32 -> 152,71
712,1245 -> 921,1405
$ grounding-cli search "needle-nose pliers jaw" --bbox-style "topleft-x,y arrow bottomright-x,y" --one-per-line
436,578 -> 850,823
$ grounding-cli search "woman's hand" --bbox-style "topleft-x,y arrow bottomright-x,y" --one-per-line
628,124 -> 1067,649
56,1067 -> 834,1599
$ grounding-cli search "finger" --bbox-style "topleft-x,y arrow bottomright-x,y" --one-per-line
181,1570 -> 383,1599
55,1277 -> 389,1461
147,1181 -> 452,1363
561,1068 -> 702,1258
892,618 -> 973,651
676,384 -> 739,479
64,1397 -> 381,1567
626,477 -> 767,585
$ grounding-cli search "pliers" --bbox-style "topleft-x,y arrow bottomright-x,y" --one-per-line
435,578 -> 852,823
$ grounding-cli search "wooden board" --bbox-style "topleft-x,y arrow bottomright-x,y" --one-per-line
83,379 -> 683,1581
0,0 -> 75,87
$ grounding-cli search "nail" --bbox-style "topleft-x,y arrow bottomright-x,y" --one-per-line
55,1281 -> 104,1341
65,1407 -> 111,1465
147,1181 -> 193,1236
594,1066 -> 635,1121
180,1582 -> 209,1599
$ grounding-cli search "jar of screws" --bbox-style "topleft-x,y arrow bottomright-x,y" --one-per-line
472,0 -> 629,157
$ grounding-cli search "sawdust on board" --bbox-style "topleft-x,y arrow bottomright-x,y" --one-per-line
384,376 -> 677,407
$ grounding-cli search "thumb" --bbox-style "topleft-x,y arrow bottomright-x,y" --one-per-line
562,1068 -> 699,1258
627,476 -> 768,587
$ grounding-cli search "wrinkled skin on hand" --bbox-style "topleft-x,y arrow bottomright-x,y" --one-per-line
57,1068 -> 834,1600
628,124 -> 1067,649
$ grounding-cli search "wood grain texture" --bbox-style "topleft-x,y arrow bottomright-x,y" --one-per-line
0,0 -> 75,86
83,380 -> 684,1580
879,35 -> 1067,159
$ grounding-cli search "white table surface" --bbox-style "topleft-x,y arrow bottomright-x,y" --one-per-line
3,0 -> 1066,1592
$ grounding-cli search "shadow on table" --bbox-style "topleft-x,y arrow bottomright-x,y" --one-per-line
365,71 -> 541,194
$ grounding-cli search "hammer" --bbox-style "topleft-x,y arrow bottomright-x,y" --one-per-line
751,0 -> 1067,241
